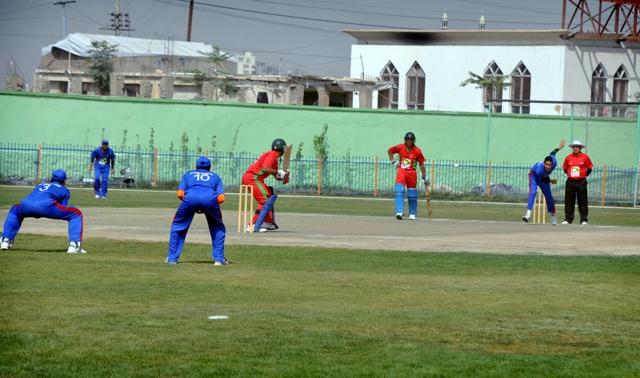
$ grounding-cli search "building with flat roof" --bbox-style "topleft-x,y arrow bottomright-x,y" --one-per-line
345,29 -> 640,116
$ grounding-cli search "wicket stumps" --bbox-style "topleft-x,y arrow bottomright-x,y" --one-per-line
532,189 -> 547,224
237,185 -> 254,233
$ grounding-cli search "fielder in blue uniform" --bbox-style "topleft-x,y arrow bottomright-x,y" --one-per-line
1,170 -> 86,253
166,156 -> 227,265
89,139 -> 116,199
522,139 -> 565,225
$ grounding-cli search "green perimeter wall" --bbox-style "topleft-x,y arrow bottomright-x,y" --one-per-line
0,92 -> 638,167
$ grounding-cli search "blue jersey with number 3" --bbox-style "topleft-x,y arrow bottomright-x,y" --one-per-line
178,169 -> 224,201
23,183 -> 71,206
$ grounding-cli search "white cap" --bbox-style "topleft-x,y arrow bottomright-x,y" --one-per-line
569,140 -> 586,148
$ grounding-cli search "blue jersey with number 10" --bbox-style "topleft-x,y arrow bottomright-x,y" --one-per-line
178,169 -> 224,200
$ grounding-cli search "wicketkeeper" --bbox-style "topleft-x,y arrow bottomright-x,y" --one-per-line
1,169 -> 86,253
241,138 -> 288,232
522,139 -> 565,225
166,156 -> 227,265
387,132 -> 428,220
89,139 -> 116,199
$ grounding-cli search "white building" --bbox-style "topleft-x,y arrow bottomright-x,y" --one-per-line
236,51 -> 256,75
346,29 -> 640,116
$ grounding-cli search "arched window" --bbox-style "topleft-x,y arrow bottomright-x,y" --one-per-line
590,63 -> 607,117
483,61 -> 503,113
612,65 -> 629,117
378,62 -> 399,109
405,62 -> 425,110
511,62 -> 531,114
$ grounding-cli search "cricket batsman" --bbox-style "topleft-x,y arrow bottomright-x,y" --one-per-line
522,139 -> 565,225
241,138 -> 288,232
89,139 -> 116,199
1,170 -> 86,253
387,132 -> 428,220
166,156 -> 227,265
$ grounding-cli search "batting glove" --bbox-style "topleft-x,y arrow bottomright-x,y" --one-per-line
391,160 -> 399,168
422,176 -> 430,185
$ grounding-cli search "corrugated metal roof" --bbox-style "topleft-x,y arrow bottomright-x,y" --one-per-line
42,33 -> 237,61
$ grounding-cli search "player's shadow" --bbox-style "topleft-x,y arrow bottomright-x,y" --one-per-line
9,248 -> 66,253
181,260 -> 234,265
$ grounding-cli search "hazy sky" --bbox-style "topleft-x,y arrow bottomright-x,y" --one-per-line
0,0 -> 560,88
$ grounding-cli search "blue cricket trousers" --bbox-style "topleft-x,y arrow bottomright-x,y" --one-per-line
94,167 -> 110,197
2,201 -> 83,242
167,196 -> 226,263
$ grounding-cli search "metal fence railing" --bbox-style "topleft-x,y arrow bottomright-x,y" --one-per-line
0,143 -> 638,206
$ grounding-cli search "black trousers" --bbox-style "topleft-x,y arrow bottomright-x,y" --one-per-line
564,178 -> 588,223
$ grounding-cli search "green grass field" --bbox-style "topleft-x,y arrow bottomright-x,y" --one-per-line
1,186 -> 639,227
1,235 -> 639,376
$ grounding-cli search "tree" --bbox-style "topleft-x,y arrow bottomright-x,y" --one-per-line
87,41 -> 117,94
204,46 -> 230,74
459,71 -> 510,90
460,71 -> 510,111
218,77 -> 238,101
313,123 -> 329,161
198,45 -> 237,101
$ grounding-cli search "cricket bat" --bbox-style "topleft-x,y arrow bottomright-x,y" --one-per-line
281,144 -> 293,185
425,181 -> 432,218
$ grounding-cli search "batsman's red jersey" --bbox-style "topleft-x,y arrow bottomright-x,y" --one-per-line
562,153 -> 593,180
245,150 -> 279,181
388,144 -> 425,188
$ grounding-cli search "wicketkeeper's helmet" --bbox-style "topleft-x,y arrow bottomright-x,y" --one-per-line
271,138 -> 287,152
195,156 -> 211,171
51,169 -> 67,184
404,132 -> 416,141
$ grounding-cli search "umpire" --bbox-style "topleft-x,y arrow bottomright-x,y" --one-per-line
562,140 -> 593,225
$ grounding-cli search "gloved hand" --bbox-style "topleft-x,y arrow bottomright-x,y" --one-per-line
550,179 -> 558,185
422,176 -> 430,186
276,169 -> 288,180
391,160 -> 399,168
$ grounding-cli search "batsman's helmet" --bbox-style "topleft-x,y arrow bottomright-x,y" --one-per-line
196,156 -> 211,171
404,132 -> 416,141
271,138 -> 287,152
51,169 -> 67,184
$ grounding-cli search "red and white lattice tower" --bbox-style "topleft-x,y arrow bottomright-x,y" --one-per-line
562,0 -> 640,41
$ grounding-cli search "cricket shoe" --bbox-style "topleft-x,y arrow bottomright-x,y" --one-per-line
409,214 -> 416,220
66,242 -> 87,254
561,221 -> 570,225
0,238 -> 12,251
264,222 -> 279,231
522,209 -> 531,223
550,214 -> 558,225
165,257 -> 178,264
581,221 -> 589,226
249,225 -> 267,233
395,213 -> 403,220
94,194 -> 100,199
214,258 -> 231,266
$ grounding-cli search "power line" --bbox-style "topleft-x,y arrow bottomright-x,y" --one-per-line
0,1 -> 51,17
165,0 -> 418,29
245,0 -> 559,26
151,0 -> 340,34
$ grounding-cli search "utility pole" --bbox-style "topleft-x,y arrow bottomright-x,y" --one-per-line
101,0 -> 134,36
187,0 -> 195,41
53,0 -> 76,37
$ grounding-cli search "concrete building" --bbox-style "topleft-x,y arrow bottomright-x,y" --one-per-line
33,34 -> 379,107
35,33 -> 238,97
345,29 -> 640,116
236,52 -> 256,75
